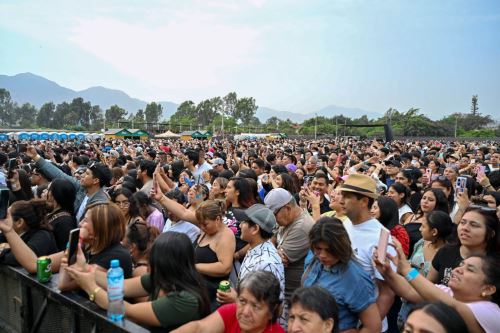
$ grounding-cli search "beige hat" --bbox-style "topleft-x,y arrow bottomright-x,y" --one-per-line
340,174 -> 379,199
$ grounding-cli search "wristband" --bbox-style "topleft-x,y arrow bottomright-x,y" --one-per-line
405,268 -> 419,282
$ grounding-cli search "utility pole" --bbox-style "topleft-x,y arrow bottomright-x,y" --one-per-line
335,118 -> 338,138
454,115 -> 458,138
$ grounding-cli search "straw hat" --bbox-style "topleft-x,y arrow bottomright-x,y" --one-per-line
340,174 -> 379,199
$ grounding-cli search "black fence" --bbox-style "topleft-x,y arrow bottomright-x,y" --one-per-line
0,265 -> 150,333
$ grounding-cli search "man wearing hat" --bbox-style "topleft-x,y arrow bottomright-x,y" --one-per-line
264,188 -> 313,303
216,204 -> 284,305
383,158 -> 401,187
210,158 -> 225,174
340,174 -> 396,332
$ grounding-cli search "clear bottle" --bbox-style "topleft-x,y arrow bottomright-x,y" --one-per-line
107,259 -> 125,321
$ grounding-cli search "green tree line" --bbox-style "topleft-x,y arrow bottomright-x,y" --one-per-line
0,88 -> 497,137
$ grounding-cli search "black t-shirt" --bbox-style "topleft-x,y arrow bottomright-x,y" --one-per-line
49,210 -> 77,251
0,229 -> 58,266
404,222 -> 423,257
87,243 -> 133,279
431,244 -> 463,286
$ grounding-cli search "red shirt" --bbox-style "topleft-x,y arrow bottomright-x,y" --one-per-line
217,303 -> 285,333
391,224 -> 410,256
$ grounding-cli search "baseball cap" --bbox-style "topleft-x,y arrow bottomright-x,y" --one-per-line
211,158 -> 225,165
264,188 -> 293,212
384,159 -> 401,168
244,204 -> 276,233
109,149 -> 119,158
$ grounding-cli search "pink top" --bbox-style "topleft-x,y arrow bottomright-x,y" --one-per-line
436,285 -> 500,333
147,208 -> 165,232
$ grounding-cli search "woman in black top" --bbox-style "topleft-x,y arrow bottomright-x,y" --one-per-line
427,206 -> 499,285
0,202 -> 133,283
403,188 -> 449,256
0,199 -> 58,266
194,200 -> 235,310
46,178 -> 77,251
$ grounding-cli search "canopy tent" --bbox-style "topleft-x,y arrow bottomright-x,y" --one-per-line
155,130 -> 180,138
0,134 -> 8,141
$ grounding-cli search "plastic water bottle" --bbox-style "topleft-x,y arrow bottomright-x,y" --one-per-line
107,259 -> 125,321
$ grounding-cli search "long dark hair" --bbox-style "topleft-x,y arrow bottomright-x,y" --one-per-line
376,196 -> 399,231
10,199 -> 51,231
148,232 -> 210,316
279,172 -> 299,194
231,177 -> 258,208
49,178 -> 76,214
417,188 -> 449,217
464,207 -> 500,254
389,182 -> 410,207
408,302 -> 468,333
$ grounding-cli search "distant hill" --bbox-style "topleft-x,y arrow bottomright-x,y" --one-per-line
0,73 -> 179,119
0,72 -> 381,123
256,105 -> 381,123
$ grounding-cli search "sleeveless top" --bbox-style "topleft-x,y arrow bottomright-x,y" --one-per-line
194,235 -> 230,304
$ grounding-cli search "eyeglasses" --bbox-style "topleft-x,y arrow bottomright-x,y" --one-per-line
115,200 -> 130,207
274,205 -> 286,216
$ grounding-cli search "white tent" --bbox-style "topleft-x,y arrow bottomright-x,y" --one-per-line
155,130 -> 180,138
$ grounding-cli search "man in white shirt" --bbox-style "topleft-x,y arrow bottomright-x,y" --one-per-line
340,174 -> 396,332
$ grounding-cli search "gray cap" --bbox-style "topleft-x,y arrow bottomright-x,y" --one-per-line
264,188 -> 293,212
244,204 -> 276,233
211,158 -> 225,165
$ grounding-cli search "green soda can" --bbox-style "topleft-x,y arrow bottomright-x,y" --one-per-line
37,256 -> 52,283
218,280 -> 231,293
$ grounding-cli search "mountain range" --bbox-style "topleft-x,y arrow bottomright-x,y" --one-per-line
0,72 -> 382,123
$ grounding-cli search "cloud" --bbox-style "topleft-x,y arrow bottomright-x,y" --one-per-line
67,14 -> 260,98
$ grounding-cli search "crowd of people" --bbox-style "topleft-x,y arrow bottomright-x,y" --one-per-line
0,135 -> 499,333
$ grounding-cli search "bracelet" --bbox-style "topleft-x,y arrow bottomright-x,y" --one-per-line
405,268 -> 419,282
89,286 -> 102,302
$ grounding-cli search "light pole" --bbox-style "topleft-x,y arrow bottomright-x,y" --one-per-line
314,113 -> 318,140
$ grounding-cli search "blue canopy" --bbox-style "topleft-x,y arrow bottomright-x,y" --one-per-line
68,133 -> 77,140
30,133 -> 40,140
18,132 -> 29,140
0,134 -> 8,141
40,132 -> 50,140
77,133 -> 86,140
58,133 -> 68,140
49,132 -> 59,141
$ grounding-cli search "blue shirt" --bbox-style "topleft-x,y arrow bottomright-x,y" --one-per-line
302,251 -> 377,331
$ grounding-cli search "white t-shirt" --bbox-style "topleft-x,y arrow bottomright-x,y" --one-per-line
343,217 -> 397,332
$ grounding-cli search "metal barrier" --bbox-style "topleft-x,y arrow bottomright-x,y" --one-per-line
0,265 -> 150,333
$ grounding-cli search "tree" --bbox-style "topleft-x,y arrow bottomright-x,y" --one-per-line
69,97 -> 92,128
145,102 -> 163,123
171,101 -> 197,122
196,99 -> 217,127
471,95 -> 478,116
265,116 -> 281,131
236,97 -> 258,125
223,92 -> 238,119
52,102 -> 71,129
105,105 -> 127,125
37,102 -> 55,128
90,105 -> 104,131
17,103 -> 38,128
0,88 -> 16,126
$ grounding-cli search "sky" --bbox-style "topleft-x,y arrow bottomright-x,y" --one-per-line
0,0 -> 499,119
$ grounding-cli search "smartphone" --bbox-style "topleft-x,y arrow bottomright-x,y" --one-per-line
7,158 -> 17,179
184,176 -> 194,187
0,188 -> 10,219
425,168 -> 432,181
17,144 -> 27,153
478,165 -> 486,174
455,177 -> 467,198
152,173 -> 158,194
471,159 -> 476,164
377,227 -> 390,264
67,228 -> 80,265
